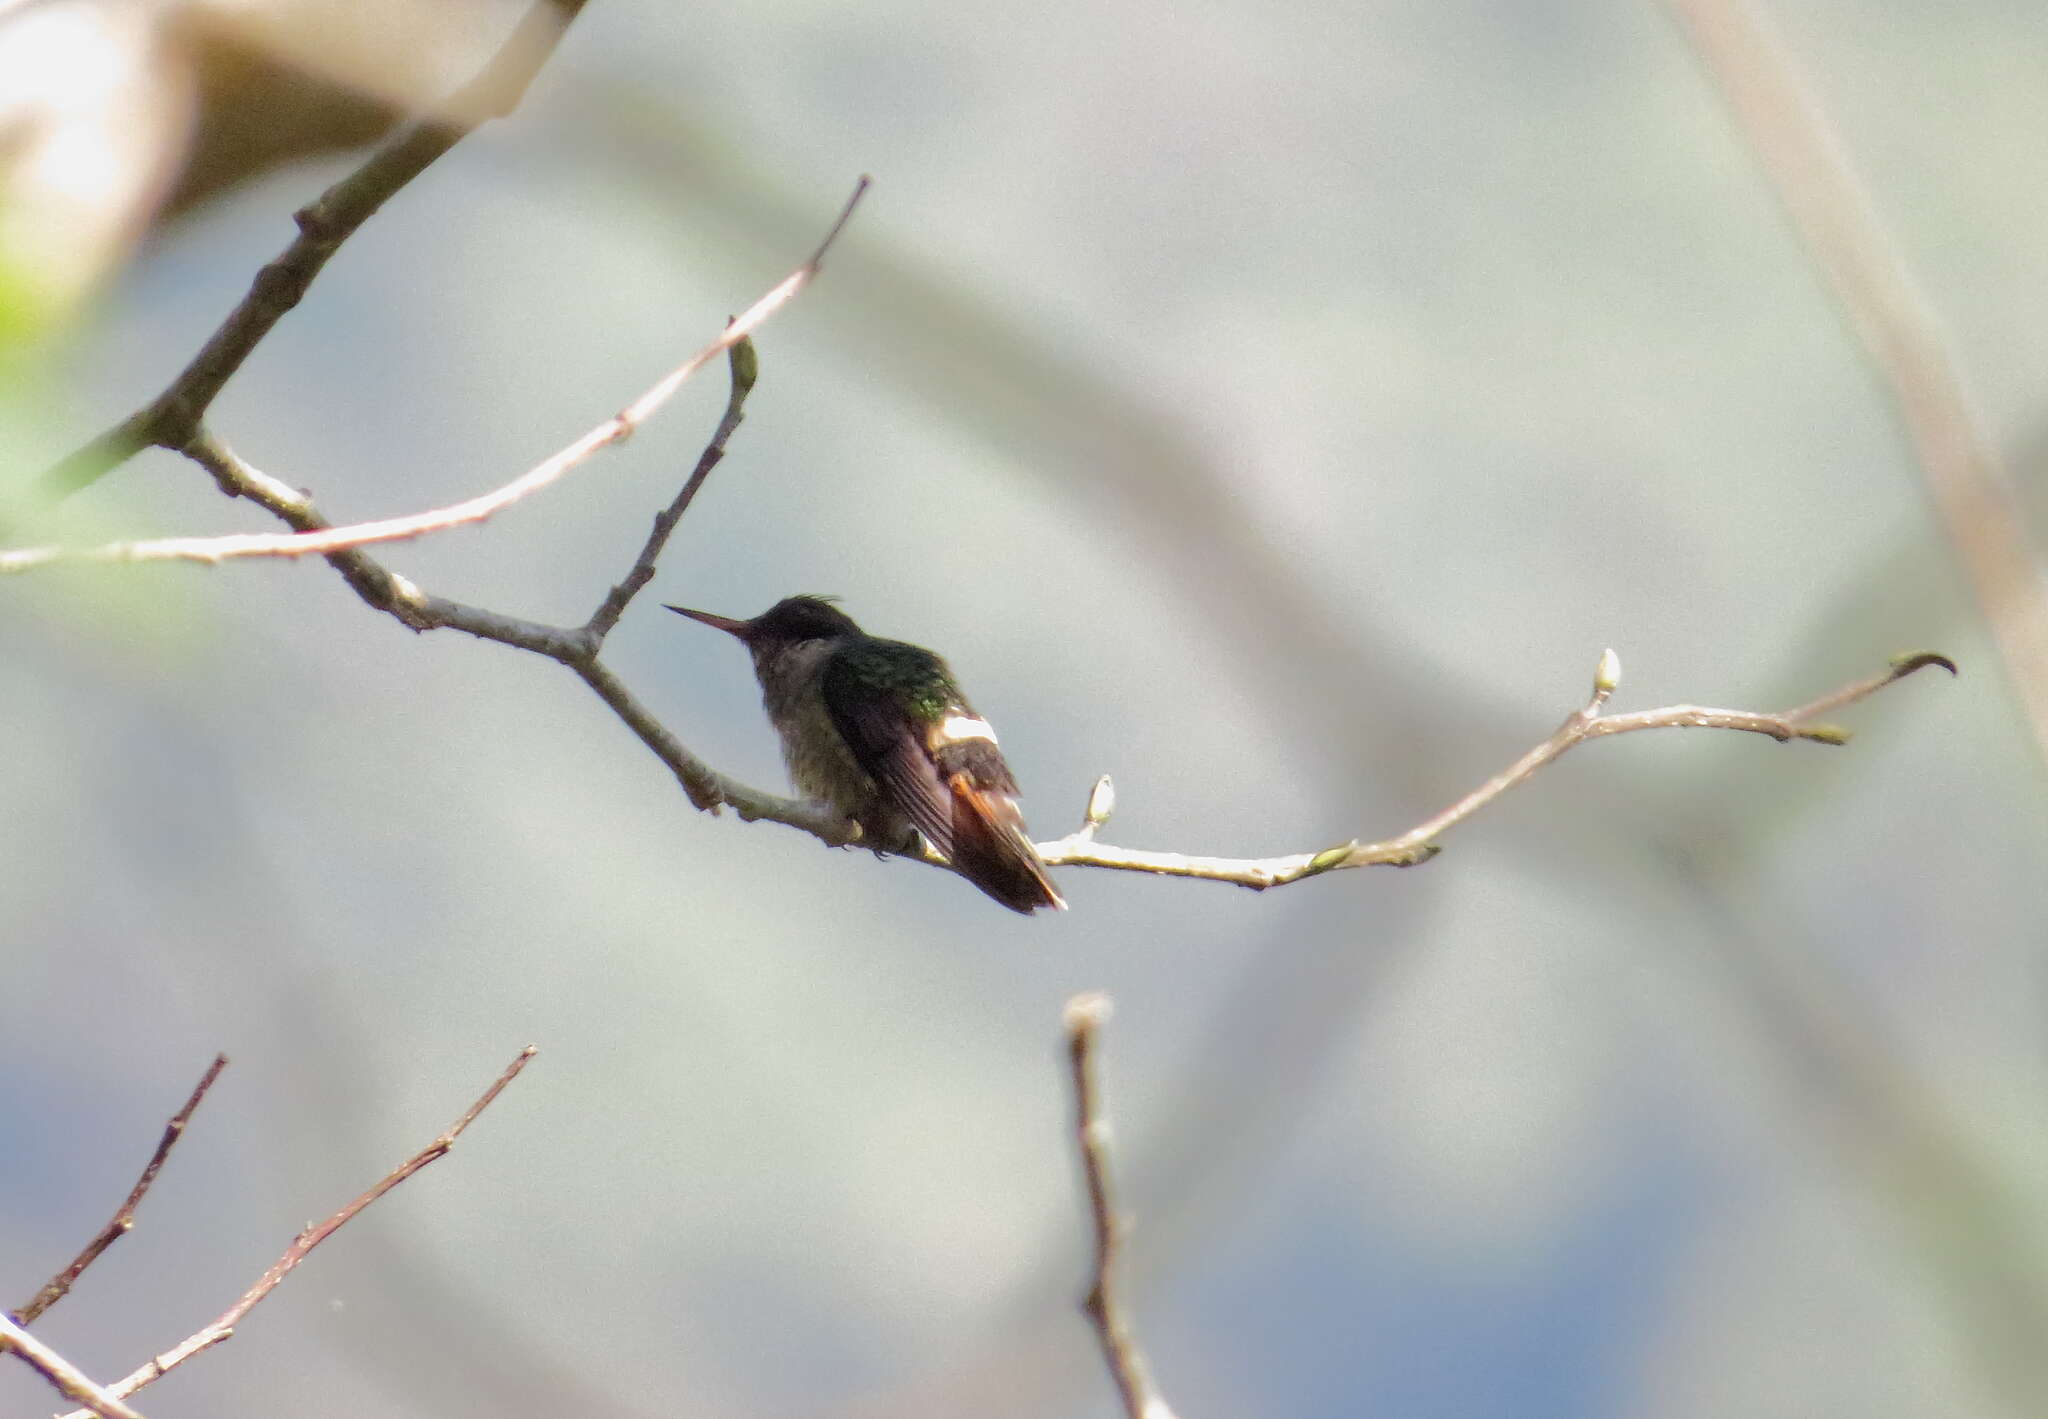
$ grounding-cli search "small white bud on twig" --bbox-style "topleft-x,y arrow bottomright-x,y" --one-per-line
1594,647 -> 1622,696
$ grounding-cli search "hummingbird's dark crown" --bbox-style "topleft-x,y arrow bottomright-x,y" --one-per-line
748,595 -> 862,644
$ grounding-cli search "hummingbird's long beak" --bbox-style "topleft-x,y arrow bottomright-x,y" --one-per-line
664,604 -> 754,640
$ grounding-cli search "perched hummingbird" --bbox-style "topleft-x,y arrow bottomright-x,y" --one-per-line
664,595 -> 1065,915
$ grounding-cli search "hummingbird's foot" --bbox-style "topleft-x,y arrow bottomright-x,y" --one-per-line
858,823 -> 926,861
811,809 -> 864,849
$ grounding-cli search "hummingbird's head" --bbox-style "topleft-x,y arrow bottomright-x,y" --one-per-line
664,594 -> 862,648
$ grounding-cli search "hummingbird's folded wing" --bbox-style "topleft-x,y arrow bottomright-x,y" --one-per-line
821,666 -> 961,857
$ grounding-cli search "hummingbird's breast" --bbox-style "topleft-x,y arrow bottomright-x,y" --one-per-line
752,639 -> 885,818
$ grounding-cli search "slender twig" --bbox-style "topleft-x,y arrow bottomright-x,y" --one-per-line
12,1055 -> 229,1327
1064,995 -> 1179,1419
0,1315 -> 148,1419
25,0 -> 594,506
0,177 -> 867,575
1035,650 -> 1957,889
51,1047 -> 538,1419
1667,0 -> 2048,769
585,334 -> 758,643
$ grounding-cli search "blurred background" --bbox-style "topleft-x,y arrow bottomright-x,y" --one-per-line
1,0 -> 2044,1415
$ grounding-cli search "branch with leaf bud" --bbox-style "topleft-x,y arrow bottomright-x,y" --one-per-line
1032,650 -> 1956,890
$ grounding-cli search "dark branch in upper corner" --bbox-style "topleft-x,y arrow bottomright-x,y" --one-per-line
26,0 -> 595,507
11,1054 -> 229,1327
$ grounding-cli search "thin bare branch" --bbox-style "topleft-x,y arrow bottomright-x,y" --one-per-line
13,1055 -> 229,1327
1667,0 -> 2048,768
0,1314 -> 148,1419
54,1047 -> 538,1418
0,177 -> 869,575
1064,995 -> 1179,1419
25,0 -> 594,506
1035,650 -> 1956,889
585,335 -> 759,643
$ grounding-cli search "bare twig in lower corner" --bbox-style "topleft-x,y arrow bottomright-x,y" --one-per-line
0,1315 -> 149,1419
0,178 -> 870,576
1666,0 -> 2048,767
52,1047 -> 538,1419
12,1054 -> 229,1327
1036,650 -> 1957,889
25,0 -> 595,508
1065,995 -> 1180,1419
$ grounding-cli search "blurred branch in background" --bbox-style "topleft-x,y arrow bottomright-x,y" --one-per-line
1065,994 -> 1181,1419
17,0 -> 593,507
1668,0 -> 2048,770
1656,5 -> 2048,1414
11,1054 -> 228,1328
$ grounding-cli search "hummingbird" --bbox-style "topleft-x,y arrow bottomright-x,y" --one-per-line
664,595 -> 1065,915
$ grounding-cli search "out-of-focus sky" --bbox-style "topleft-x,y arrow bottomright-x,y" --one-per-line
2,1 -> 2045,1416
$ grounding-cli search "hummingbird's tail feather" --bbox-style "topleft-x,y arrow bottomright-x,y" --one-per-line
945,773 -> 1066,915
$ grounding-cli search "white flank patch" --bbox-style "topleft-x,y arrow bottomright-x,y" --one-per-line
936,713 -> 998,745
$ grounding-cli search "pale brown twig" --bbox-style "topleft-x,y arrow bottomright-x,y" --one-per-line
1667,0 -> 2048,769
52,1047 -> 538,1419
0,1314 -> 148,1419
585,330 -> 758,642
1035,650 -> 1956,888
1064,994 -> 1179,1419
25,0 -> 593,507
12,1054 -> 229,1327
0,178 -> 869,575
